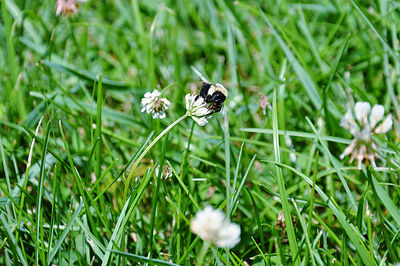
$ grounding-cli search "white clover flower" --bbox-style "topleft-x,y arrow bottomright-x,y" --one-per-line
55,0 -> 86,16
185,93 -> 211,126
190,206 -> 240,248
340,101 -> 392,168
141,90 -> 170,119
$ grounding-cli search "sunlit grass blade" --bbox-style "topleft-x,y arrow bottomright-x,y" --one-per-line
101,193 -> 133,266
240,128 -> 351,144
35,120 -> 51,265
272,88 -> 299,264
109,249 -> 179,265
95,73 -> 103,179
75,218 -> 106,260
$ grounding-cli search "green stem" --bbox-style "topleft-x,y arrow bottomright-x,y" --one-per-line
123,113 -> 188,201
197,241 -> 211,266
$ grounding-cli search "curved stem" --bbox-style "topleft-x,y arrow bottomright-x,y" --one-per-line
123,113 -> 188,201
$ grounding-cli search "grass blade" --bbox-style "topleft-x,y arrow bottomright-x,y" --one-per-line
47,200 -> 84,265
271,161 -> 372,264
272,88 -> 299,264
259,7 -> 322,109
109,249 -> 179,265
35,120 -> 51,265
305,117 -> 357,210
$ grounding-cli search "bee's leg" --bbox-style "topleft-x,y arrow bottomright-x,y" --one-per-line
213,105 -> 222,113
207,104 -> 222,115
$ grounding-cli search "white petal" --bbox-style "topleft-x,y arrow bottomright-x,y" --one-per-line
193,107 -> 209,117
340,139 -> 357,160
193,97 -> 204,108
55,5 -> 63,15
158,112 -> 166,119
374,114 -> 392,134
152,90 -> 161,97
340,110 -> 358,135
163,98 -> 171,106
185,94 -> 192,111
192,116 -> 208,126
354,102 -> 370,125
369,105 -> 384,128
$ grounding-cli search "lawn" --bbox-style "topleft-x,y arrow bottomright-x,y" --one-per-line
1,0 -> 400,265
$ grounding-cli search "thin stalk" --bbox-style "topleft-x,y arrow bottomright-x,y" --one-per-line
149,135 -> 169,258
95,74 -> 103,179
197,242 -> 211,266
123,114 -> 188,202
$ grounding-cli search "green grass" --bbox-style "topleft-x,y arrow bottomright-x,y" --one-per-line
1,0 -> 400,265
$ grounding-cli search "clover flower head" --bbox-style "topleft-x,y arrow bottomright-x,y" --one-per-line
340,101 -> 392,168
185,83 -> 228,126
55,0 -> 86,16
185,93 -> 210,126
190,206 -> 240,248
141,90 -> 170,119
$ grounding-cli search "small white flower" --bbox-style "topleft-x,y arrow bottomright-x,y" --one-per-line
155,164 -> 172,179
55,0 -> 86,16
185,93 -> 211,126
340,101 -> 392,168
190,206 -> 240,248
141,90 -> 170,119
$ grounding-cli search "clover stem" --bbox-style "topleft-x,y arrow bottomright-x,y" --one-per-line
123,113 -> 188,201
197,241 -> 211,266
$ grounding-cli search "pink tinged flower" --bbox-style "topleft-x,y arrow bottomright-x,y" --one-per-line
141,90 -> 170,119
340,101 -> 392,168
190,206 -> 240,248
374,114 -> 392,134
55,0 -> 86,16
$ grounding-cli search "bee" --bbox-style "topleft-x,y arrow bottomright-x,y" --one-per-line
195,83 -> 228,114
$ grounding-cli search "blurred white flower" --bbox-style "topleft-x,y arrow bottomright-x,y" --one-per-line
55,0 -> 86,16
141,90 -> 170,119
340,101 -> 392,168
190,206 -> 240,248
185,93 -> 211,126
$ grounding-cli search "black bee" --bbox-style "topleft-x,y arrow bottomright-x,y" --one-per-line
195,83 -> 228,114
